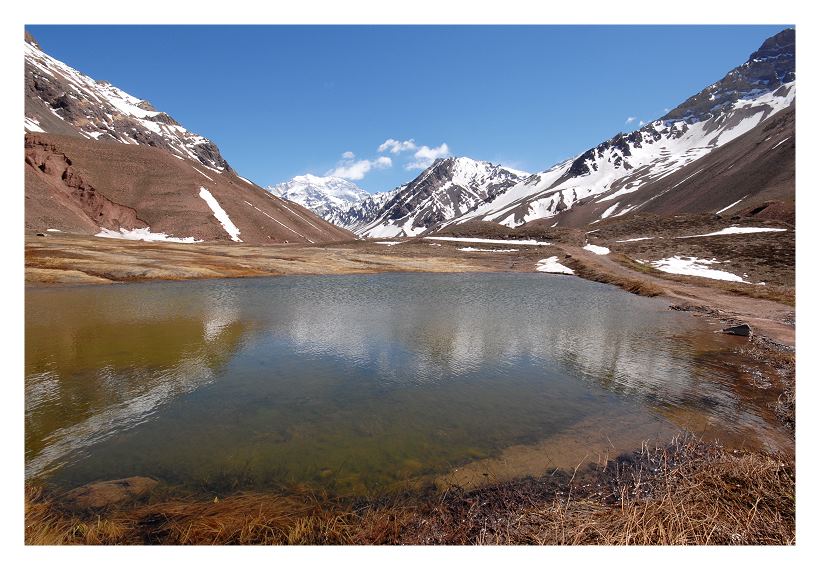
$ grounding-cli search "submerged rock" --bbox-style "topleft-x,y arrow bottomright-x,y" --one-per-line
722,323 -> 752,337
63,476 -> 159,509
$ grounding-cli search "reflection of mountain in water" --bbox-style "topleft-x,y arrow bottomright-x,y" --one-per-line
25,283 -> 248,478
25,273 -> 787,489
279,274 -> 702,394
275,273 -> 779,448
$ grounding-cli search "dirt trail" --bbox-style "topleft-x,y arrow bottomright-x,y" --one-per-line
559,245 -> 795,346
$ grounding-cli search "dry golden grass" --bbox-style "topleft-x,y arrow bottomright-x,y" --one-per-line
562,254 -> 665,297
25,437 -> 794,545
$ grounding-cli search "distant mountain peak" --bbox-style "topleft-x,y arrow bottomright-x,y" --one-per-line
354,156 -> 530,238
268,174 -> 370,220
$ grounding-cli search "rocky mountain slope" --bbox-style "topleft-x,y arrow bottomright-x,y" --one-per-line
25,132 -> 352,244
552,106 -> 794,227
24,33 -> 351,244
443,28 -> 795,231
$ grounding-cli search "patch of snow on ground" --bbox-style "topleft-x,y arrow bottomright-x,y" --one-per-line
458,247 -> 518,252
425,236 -> 551,246
199,187 -> 242,242
192,167 -> 214,182
583,244 -> 610,255
771,137 -> 791,150
46,229 -> 63,233
243,200 -> 310,242
649,256 -> 747,282
678,226 -> 788,238
615,237 -> 652,243
25,116 -> 45,132
375,241 -> 401,246
715,196 -> 748,215
536,257 -> 574,275
600,202 -> 620,220
95,227 -> 201,243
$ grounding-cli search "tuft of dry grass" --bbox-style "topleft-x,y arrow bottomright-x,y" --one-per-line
25,436 -> 794,545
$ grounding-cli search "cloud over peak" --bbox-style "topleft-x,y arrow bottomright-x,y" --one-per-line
405,143 -> 451,170
378,138 -> 417,154
326,154 -> 392,180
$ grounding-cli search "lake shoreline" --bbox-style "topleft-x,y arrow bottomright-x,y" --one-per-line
25,433 -> 795,545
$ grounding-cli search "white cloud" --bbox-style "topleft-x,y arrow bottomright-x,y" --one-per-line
373,156 -> 392,168
664,107 -> 671,113
639,120 -> 646,126
625,116 -> 637,124
327,156 -> 392,180
341,150 -> 355,159
405,143 -> 450,170
378,138 -> 417,154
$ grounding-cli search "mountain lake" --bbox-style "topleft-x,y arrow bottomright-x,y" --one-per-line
25,272 -> 792,496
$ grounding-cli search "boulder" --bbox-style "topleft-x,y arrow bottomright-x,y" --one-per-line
722,323 -> 752,337
63,476 -> 159,510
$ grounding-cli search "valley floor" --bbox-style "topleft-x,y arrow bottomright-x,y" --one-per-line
24,224 -> 796,545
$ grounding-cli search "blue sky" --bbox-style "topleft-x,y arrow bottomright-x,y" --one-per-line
27,25 -> 790,193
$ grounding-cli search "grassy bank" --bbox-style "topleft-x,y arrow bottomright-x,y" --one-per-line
562,253 -> 665,297
25,436 -> 794,545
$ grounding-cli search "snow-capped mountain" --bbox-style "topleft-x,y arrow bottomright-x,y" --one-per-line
268,174 -> 370,220
24,33 -> 231,173
24,32 -> 352,245
444,28 -> 795,230
354,157 -> 529,238
327,188 -> 402,230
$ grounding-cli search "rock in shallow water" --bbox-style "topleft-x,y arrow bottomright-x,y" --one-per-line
63,476 -> 159,509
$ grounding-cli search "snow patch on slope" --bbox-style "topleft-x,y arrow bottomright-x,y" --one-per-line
678,226 -> 788,238
95,227 -> 201,243
648,256 -> 747,282
425,236 -> 551,246
199,187 -> 242,242
536,257 -> 574,274
583,244 -> 610,255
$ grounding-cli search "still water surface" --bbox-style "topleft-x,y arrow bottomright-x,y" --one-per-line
25,273 -> 789,494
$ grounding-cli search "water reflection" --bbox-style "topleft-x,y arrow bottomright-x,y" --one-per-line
25,283 -> 247,477
25,273 -> 789,493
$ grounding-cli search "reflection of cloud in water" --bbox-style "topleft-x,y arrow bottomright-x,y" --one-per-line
202,286 -> 241,342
